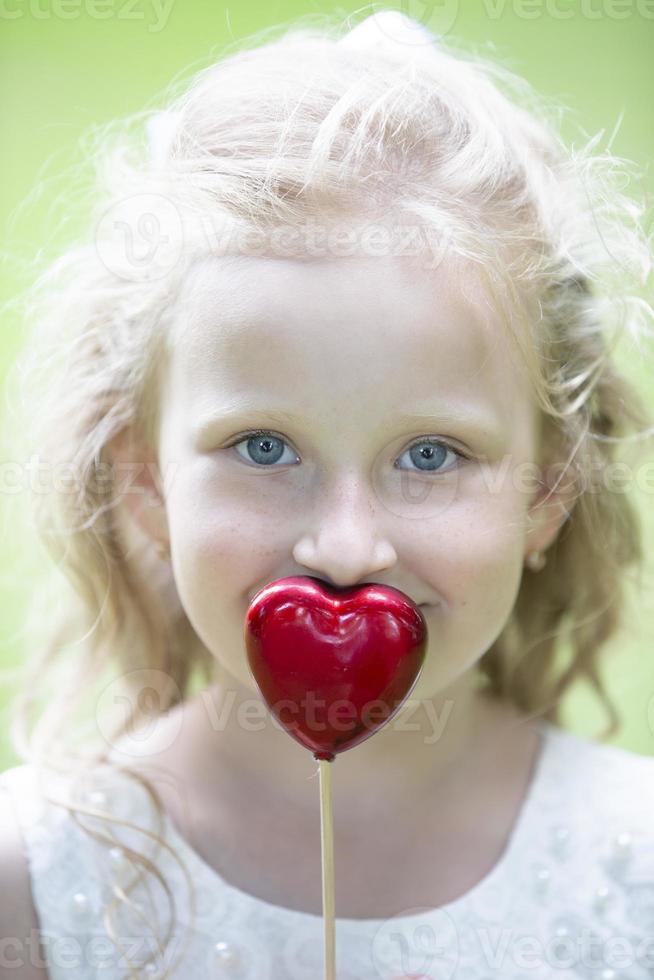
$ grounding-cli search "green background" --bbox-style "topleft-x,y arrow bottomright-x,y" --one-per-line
1,0 -> 653,768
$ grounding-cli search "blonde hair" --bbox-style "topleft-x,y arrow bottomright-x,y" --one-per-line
3,9 -> 653,975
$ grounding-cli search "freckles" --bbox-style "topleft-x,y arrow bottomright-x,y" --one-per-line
194,515 -> 284,574
175,513 -> 245,573
425,513 -> 521,604
461,493 -> 525,552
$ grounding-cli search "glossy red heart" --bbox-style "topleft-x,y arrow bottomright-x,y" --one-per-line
244,575 -> 428,761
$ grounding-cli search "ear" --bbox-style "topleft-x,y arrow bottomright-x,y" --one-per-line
106,427 -> 170,551
524,458 -> 578,559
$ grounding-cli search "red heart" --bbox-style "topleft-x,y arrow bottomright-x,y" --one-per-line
244,576 -> 427,761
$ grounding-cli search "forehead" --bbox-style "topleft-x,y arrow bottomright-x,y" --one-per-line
167,252 -> 532,429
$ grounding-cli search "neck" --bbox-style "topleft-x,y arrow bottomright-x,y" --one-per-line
171,672 -> 527,821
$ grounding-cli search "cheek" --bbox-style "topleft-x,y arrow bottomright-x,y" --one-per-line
170,507 -> 262,614
168,461 -> 285,573
412,493 -> 526,698
165,467 -> 293,671
415,478 -> 528,626
167,514 -> 265,692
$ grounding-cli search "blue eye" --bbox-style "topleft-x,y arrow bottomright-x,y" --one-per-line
230,430 -> 299,467
395,439 -> 465,474
228,430 -> 467,473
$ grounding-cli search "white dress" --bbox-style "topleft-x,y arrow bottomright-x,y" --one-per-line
3,719 -> 654,979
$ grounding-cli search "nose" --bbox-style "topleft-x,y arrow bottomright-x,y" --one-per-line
291,474 -> 397,589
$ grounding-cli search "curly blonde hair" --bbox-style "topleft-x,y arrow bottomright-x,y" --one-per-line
3,9 -> 653,976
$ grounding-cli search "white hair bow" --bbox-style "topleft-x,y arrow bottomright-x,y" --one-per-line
337,10 -> 438,54
145,12 -> 438,166
145,109 -> 182,168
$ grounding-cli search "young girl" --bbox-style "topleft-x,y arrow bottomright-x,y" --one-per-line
2,8 -> 654,979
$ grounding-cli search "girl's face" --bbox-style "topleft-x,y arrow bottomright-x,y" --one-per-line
151,251 -> 561,705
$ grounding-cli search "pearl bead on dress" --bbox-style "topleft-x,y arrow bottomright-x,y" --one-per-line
533,863 -> 551,895
550,824 -> 571,859
213,940 -> 243,974
109,845 -> 129,873
87,789 -> 108,807
606,830 -> 633,879
612,831 -> 632,858
69,891 -> 91,920
592,884 -> 613,914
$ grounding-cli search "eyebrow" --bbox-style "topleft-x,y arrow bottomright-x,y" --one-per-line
193,401 -> 504,444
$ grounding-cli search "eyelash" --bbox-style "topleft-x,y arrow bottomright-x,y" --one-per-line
225,428 -> 469,474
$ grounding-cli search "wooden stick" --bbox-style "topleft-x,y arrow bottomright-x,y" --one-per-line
319,758 -> 336,980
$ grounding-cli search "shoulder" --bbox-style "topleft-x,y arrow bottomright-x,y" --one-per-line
543,721 -> 654,793
0,767 -> 50,978
544,722 -> 654,799
542,723 -> 654,872
584,730 -> 654,834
